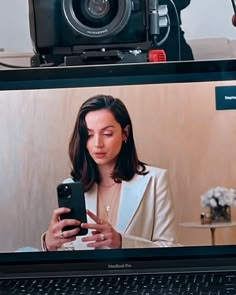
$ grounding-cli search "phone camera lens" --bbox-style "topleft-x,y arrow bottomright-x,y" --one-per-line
59,184 -> 72,198
64,185 -> 72,198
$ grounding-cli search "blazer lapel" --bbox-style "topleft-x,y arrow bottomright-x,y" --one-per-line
116,173 -> 151,233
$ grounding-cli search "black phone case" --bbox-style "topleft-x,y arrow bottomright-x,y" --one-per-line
57,182 -> 88,236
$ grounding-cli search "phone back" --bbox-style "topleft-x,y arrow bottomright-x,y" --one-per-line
57,182 -> 88,236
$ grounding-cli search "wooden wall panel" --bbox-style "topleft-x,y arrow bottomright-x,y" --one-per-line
1,81 -> 236,251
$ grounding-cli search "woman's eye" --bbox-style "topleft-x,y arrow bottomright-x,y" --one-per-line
87,134 -> 93,138
104,133 -> 112,137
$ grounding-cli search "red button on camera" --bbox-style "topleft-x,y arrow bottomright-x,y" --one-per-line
148,49 -> 166,62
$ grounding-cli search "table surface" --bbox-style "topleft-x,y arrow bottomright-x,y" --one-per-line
179,221 -> 236,229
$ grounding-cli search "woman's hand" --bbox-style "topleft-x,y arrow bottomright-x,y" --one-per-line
45,207 -> 81,251
81,210 -> 122,249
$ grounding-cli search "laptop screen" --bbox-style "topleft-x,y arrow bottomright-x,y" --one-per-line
1,61 -> 236,267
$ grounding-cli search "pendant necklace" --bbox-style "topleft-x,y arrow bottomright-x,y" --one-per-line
98,183 -> 121,224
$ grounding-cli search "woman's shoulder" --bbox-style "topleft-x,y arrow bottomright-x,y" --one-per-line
62,178 -> 75,183
144,164 -> 167,177
131,164 -> 168,186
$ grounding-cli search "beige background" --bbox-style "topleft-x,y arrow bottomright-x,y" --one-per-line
1,81 -> 236,252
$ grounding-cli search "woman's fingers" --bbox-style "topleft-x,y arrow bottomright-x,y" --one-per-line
81,209 -> 105,231
81,222 -> 104,231
51,218 -> 80,237
82,232 -> 106,243
57,234 -> 77,244
46,209 -> 82,250
60,226 -> 81,239
82,232 -> 109,248
60,218 -> 81,230
80,210 -> 121,248
86,209 -> 104,225
52,207 -> 71,222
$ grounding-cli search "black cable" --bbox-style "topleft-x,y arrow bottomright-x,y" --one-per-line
156,14 -> 171,46
150,4 -> 170,49
0,61 -> 57,68
0,61 -> 31,69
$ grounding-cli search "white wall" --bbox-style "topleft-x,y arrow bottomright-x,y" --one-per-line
0,0 -> 236,52
182,0 -> 236,40
0,1 -> 32,52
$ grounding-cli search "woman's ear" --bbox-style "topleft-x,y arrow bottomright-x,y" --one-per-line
123,125 -> 130,143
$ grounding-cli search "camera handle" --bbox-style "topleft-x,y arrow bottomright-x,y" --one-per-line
149,0 -> 160,36
149,1 -> 170,47
149,0 -> 182,61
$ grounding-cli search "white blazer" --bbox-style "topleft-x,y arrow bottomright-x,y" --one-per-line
62,165 -> 177,250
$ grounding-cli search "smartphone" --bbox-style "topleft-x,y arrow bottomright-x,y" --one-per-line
57,182 -> 88,236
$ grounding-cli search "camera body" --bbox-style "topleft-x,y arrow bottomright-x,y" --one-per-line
28,0 -> 154,56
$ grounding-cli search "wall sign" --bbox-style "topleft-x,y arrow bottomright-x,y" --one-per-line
215,86 -> 236,110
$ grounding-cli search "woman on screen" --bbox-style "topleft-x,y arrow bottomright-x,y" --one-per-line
42,95 -> 176,251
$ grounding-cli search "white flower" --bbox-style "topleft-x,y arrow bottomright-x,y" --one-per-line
209,198 -> 217,207
200,187 -> 236,208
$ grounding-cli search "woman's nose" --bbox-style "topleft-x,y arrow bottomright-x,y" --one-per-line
94,135 -> 104,147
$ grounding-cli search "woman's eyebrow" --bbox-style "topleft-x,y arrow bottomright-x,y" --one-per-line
87,125 -> 115,131
102,125 -> 115,131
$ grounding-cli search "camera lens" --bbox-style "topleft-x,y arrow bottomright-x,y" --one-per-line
63,0 -> 132,38
86,0 -> 110,19
58,185 -> 72,199
77,0 -> 117,28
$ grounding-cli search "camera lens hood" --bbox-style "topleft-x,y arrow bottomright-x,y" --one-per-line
62,0 -> 132,38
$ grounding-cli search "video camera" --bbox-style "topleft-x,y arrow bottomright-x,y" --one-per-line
29,0 -> 169,66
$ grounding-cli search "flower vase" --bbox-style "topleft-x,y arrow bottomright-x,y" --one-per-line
210,205 -> 231,223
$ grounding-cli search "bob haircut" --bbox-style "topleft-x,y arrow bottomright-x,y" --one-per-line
69,94 -> 147,191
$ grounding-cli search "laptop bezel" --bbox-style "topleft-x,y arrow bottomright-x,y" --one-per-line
1,59 -> 236,274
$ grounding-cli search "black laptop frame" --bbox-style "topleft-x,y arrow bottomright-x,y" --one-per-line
1,59 -> 236,277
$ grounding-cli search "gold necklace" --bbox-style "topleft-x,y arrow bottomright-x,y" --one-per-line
98,183 -> 121,224
99,182 -> 117,188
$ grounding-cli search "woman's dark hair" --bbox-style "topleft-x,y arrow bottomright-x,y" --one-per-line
69,94 -> 147,191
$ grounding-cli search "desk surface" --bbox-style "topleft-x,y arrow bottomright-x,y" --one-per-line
180,221 -> 236,229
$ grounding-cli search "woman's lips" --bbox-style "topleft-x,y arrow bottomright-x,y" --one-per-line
94,153 -> 106,159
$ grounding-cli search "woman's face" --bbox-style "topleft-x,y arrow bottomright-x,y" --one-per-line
85,109 -> 127,168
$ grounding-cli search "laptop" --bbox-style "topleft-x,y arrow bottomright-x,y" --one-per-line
1,60 -> 236,294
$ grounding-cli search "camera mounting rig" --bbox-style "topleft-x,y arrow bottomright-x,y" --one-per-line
29,0 -> 169,67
